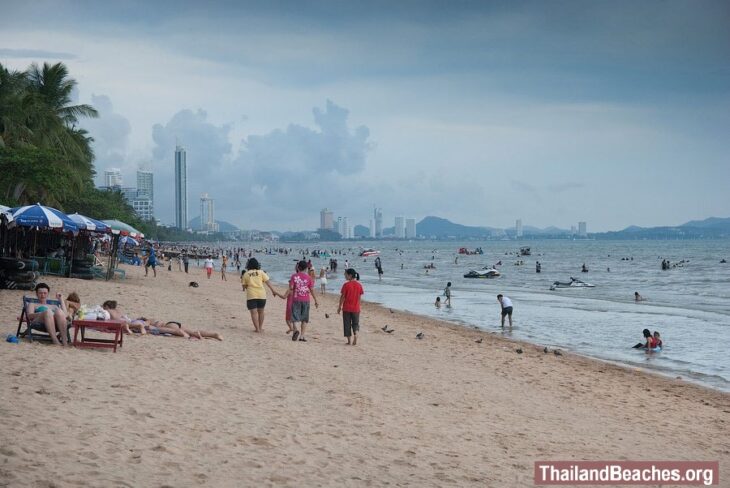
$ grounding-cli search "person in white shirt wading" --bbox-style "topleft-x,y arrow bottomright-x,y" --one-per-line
497,294 -> 514,329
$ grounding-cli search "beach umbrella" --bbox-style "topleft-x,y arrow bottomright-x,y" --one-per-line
101,219 -> 144,238
68,213 -> 111,233
8,203 -> 78,232
120,236 -> 139,247
0,204 -> 12,224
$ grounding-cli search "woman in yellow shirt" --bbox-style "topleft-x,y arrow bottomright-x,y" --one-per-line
241,257 -> 282,333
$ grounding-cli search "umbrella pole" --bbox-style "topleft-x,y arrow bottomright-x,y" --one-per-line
68,235 -> 75,278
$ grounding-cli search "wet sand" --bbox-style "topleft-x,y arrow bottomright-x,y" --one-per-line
0,263 -> 728,487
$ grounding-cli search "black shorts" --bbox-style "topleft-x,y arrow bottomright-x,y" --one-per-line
247,299 -> 266,310
501,306 -> 513,317
146,261 -> 156,269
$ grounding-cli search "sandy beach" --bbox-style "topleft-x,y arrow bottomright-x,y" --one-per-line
1,263 -> 728,487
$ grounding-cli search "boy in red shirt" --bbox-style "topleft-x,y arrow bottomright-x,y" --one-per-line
337,268 -> 364,345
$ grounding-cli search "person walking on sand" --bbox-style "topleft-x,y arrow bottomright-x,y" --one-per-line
182,253 -> 189,273
497,294 -> 513,328
204,256 -> 214,279
338,268 -> 364,345
144,246 -> 157,277
288,260 -> 318,342
241,258 -> 281,333
221,255 -> 228,281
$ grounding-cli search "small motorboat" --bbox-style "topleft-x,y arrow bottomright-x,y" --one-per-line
550,277 -> 595,290
464,268 -> 501,279
359,248 -> 380,257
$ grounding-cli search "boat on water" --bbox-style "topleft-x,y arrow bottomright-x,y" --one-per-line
463,268 -> 501,279
359,248 -> 380,257
550,277 -> 595,290
520,247 -> 531,256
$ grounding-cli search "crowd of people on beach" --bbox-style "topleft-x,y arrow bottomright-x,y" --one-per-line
16,242 -> 672,356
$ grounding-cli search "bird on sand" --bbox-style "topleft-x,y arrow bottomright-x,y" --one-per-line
475,338 -> 483,344
416,332 -> 424,339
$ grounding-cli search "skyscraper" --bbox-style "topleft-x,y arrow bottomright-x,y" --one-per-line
174,145 -> 188,229
394,216 -> 405,238
374,207 -> 383,238
320,208 -> 334,230
578,221 -> 587,237
405,218 -> 416,239
137,170 -> 153,199
369,219 -> 375,238
136,170 -> 154,220
342,217 -> 351,240
516,219 -> 523,238
104,168 -> 122,187
200,193 -> 218,232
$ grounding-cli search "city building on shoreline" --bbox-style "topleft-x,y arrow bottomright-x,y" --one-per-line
175,145 -> 188,230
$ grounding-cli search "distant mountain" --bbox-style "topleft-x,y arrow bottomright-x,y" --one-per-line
680,217 -> 730,230
188,216 -> 239,233
353,224 -> 370,237
594,217 -> 730,239
416,216 -> 495,238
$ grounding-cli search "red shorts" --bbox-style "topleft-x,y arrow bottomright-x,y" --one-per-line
206,268 -> 212,276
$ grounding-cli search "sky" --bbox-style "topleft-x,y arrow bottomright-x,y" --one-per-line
2,0 -> 729,232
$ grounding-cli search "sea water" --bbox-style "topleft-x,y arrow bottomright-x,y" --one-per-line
213,239 -> 730,392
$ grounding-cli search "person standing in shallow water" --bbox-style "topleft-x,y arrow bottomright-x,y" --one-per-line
497,294 -> 513,328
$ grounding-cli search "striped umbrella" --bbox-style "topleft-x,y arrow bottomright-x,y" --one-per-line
8,203 -> 78,232
101,219 -> 144,238
68,213 -> 111,233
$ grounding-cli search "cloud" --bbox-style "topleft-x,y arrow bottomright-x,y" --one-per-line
0,48 -> 76,60
548,182 -> 585,193
82,94 -> 132,181
226,100 -> 373,228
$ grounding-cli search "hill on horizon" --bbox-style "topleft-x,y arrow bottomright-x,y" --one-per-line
188,216 -> 239,233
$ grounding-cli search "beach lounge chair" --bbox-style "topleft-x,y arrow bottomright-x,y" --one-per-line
16,296 -> 71,343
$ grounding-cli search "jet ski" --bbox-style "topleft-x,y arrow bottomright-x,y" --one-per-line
550,277 -> 595,290
464,268 -> 501,279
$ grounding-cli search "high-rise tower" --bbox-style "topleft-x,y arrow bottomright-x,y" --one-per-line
174,145 -> 188,229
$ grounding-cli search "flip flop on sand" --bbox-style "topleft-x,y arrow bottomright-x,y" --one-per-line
292,331 -> 300,341
298,337 -> 307,342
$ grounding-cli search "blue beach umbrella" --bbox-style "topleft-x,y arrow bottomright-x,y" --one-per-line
8,203 -> 78,232
68,213 -> 111,233
119,236 -> 139,247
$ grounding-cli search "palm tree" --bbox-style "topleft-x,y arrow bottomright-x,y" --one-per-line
25,62 -> 98,172
0,63 -> 31,148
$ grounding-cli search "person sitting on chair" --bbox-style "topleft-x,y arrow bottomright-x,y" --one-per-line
25,282 -> 69,346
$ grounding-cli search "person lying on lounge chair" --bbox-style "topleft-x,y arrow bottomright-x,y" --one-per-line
25,282 -> 69,346
102,301 -> 222,340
